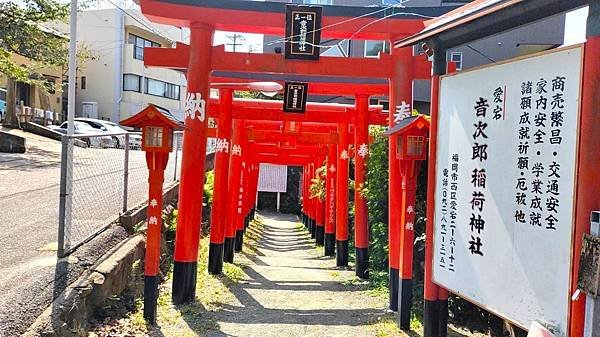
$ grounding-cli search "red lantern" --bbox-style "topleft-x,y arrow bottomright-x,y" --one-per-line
121,104 -> 184,324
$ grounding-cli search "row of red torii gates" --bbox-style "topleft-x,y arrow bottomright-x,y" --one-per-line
132,1 -> 456,336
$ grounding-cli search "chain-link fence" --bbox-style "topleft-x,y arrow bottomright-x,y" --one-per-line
58,131 -> 183,257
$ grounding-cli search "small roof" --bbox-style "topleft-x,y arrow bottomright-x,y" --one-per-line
120,104 -> 184,130
394,0 -> 587,49
383,115 -> 430,136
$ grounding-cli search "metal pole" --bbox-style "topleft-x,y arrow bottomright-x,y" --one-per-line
57,136 -> 69,258
276,192 -> 280,213
173,132 -> 179,181
123,133 -> 130,213
67,0 -> 76,137
57,0 -> 77,257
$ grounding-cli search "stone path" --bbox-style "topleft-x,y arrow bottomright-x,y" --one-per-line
206,212 -> 387,337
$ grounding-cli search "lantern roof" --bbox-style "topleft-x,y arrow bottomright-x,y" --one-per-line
120,104 -> 185,130
383,115 -> 430,137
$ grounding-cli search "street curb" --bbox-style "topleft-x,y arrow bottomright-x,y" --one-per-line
22,235 -> 145,337
120,182 -> 179,233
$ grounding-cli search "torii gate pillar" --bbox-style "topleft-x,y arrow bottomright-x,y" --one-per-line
391,46 -> 415,315
225,119 -> 243,260
354,94 -> 370,279
172,23 -> 213,304
324,143 -> 337,256
208,89 -> 233,274
336,124 -> 350,266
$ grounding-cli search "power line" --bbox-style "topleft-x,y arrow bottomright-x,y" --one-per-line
103,0 -> 174,44
226,33 -> 245,52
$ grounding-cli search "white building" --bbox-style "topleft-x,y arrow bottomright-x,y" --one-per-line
75,8 -> 188,122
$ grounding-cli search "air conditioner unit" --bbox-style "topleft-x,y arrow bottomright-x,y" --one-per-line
81,102 -> 98,119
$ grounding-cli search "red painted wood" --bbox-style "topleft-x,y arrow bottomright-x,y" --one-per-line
389,46 -> 414,271
354,95 -> 370,249
140,0 -> 424,40
325,144 -> 337,235
570,38 -> 600,337
173,24 -> 213,263
209,89 -> 233,245
145,152 -> 168,276
336,124 -> 350,242
424,74 -> 440,301
225,120 -> 244,241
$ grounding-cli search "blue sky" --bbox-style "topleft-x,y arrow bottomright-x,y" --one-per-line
564,7 -> 588,46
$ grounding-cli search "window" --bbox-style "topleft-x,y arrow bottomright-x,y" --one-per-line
364,40 -> 390,58
145,126 -> 164,147
370,98 -> 389,112
44,77 -> 57,94
303,0 -> 332,4
449,51 -> 463,70
80,76 -> 86,90
123,74 -> 141,92
128,34 -> 160,60
145,78 -> 180,100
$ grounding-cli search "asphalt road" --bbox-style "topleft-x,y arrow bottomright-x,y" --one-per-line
0,128 -> 180,336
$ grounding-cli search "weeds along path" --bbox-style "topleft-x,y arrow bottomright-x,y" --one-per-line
89,211 -> 392,337
206,211 -> 386,337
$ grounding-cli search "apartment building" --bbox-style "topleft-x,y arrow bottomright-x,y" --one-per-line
75,8 -> 188,122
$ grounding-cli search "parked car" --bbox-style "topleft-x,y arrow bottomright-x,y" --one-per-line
49,121 -> 114,148
0,88 -> 7,121
75,118 -> 142,149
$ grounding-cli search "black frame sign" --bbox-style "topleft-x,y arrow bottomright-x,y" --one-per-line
283,82 -> 308,113
284,5 -> 322,60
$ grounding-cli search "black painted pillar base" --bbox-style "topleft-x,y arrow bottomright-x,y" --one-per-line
223,237 -> 235,263
251,208 -> 256,220
437,299 -> 448,337
244,215 -> 250,230
315,226 -> 325,246
144,275 -> 159,325
398,278 -> 413,330
208,242 -> 224,275
336,240 -> 348,267
324,233 -> 335,256
424,299 -> 439,337
355,247 -> 369,279
235,229 -> 244,252
389,268 -> 399,312
310,219 -> 316,239
172,261 -> 197,304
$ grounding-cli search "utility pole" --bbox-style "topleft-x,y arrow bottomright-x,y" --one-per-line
226,33 -> 245,52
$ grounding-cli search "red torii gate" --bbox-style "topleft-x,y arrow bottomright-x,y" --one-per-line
139,0 -> 433,314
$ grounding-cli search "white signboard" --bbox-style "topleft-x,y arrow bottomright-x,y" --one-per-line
258,164 -> 288,193
434,46 -> 582,335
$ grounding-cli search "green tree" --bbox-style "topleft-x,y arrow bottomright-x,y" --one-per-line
0,0 -> 69,127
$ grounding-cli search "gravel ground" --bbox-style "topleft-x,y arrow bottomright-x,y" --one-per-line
208,212 -> 387,337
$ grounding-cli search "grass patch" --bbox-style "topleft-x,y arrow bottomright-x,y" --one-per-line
89,214 -> 267,337
369,314 -> 403,337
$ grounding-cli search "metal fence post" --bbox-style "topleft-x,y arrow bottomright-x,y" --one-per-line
173,132 -> 179,181
123,133 -> 130,213
57,136 -> 72,258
